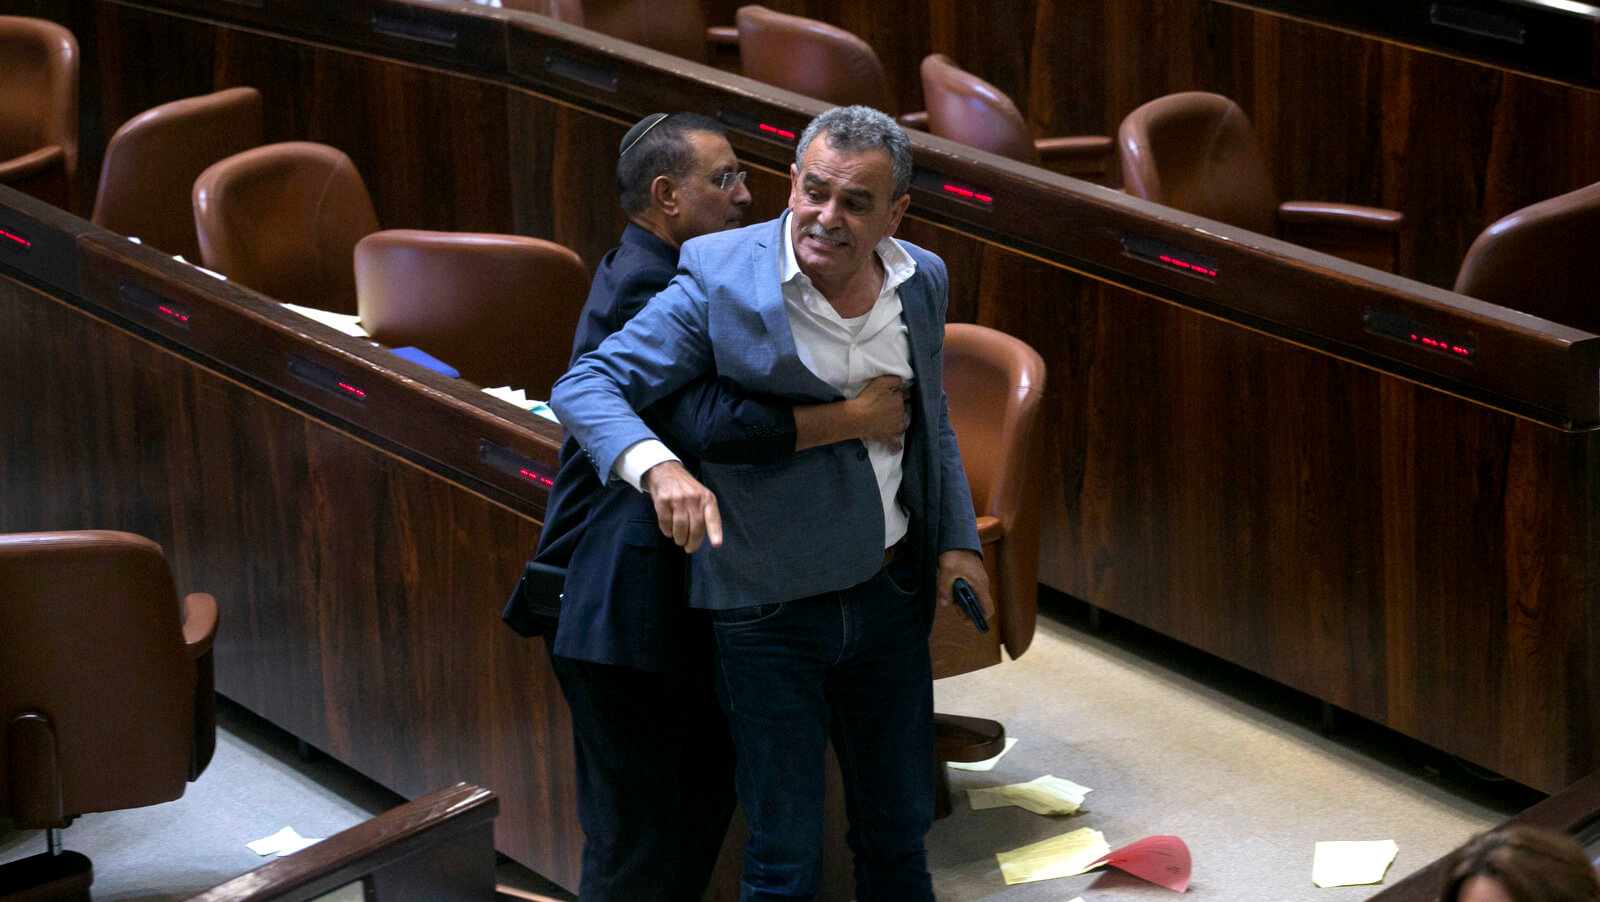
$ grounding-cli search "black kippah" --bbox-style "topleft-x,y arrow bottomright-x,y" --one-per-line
620,113 -> 669,158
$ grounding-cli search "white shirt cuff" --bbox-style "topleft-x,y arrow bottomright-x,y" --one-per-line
614,439 -> 679,491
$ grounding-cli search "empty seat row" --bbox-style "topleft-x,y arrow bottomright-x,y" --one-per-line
0,15 -> 77,210
53,82 -> 587,399
4,14 -> 1596,328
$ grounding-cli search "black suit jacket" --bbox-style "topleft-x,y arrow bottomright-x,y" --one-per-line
510,223 -> 796,673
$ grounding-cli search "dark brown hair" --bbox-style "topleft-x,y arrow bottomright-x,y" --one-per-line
1439,827 -> 1600,902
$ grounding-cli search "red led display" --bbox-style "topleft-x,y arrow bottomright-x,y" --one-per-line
942,184 -> 994,204
158,304 -> 189,324
0,226 -> 30,248
1363,308 -> 1476,362
1122,233 -> 1221,282
1411,333 -> 1472,357
759,123 -> 796,140
519,468 -> 555,487
1157,254 -> 1218,278
337,382 -> 367,399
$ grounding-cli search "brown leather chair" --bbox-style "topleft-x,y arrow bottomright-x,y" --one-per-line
0,530 -> 218,900
0,17 -> 78,210
1453,180 -> 1600,334
193,142 -> 380,315
355,229 -> 589,398
921,54 -> 1115,183
734,6 -> 894,112
1118,91 -> 1404,272
90,87 -> 264,263
931,323 -> 1046,815
500,0 -> 738,65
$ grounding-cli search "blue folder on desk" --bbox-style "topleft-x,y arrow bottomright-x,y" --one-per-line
390,346 -> 460,379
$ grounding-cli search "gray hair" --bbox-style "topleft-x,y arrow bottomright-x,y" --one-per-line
794,106 -> 912,200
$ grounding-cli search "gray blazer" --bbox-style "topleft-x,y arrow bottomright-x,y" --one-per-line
550,213 -> 980,610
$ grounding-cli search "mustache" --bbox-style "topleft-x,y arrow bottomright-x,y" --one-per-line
802,225 -> 848,244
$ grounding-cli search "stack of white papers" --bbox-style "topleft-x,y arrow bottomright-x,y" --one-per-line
280,303 -> 368,338
969,774 -> 1092,815
482,386 -> 560,423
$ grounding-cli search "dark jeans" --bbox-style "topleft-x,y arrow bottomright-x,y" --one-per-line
547,637 -> 738,902
709,560 -> 936,902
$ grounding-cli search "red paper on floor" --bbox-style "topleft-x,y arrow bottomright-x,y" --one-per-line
1093,834 -> 1192,893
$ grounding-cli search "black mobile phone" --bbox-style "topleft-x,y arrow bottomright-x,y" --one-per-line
953,577 -> 989,634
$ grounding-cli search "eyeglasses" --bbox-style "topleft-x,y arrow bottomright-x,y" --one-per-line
711,170 -> 748,191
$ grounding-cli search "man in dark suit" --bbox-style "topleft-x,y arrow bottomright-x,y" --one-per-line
550,106 -> 992,902
512,112 -> 907,902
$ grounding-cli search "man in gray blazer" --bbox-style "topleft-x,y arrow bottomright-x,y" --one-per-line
550,105 -> 991,902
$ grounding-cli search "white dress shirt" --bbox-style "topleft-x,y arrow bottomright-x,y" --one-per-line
614,218 -> 919,550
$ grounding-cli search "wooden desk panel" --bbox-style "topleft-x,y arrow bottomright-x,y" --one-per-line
898,213 -> 1600,793
699,0 -> 1600,291
0,189 -> 582,887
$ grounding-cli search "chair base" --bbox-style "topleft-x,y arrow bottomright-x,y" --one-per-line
933,712 -> 1007,819
0,850 -> 93,902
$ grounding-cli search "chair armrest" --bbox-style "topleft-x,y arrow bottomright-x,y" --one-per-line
705,25 -> 739,47
1035,134 -> 1114,161
1035,135 -> 1115,180
183,592 -> 219,659
1279,202 -> 1405,272
897,110 -> 929,131
1278,201 -> 1404,232
0,146 -> 65,183
975,515 -> 1003,545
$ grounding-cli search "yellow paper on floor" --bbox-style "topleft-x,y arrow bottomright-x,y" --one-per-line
996,827 -> 1111,885
947,736 -> 1018,771
969,774 -> 1092,815
1312,839 -> 1399,888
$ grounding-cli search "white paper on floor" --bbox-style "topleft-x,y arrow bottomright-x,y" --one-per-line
1312,839 -> 1399,887
947,736 -> 1018,771
247,826 -> 325,857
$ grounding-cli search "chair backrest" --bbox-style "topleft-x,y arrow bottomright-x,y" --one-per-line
0,16 -> 79,183
193,141 -> 380,315
920,54 -> 1037,165
581,0 -> 709,62
91,87 -> 264,263
1454,180 -> 1600,334
1118,91 -> 1278,235
0,531 -> 196,827
943,323 -> 1046,662
735,5 -> 892,112
355,229 -> 589,398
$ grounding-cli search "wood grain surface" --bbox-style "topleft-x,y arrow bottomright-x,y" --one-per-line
700,0 -> 1600,290
0,243 -> 582,886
